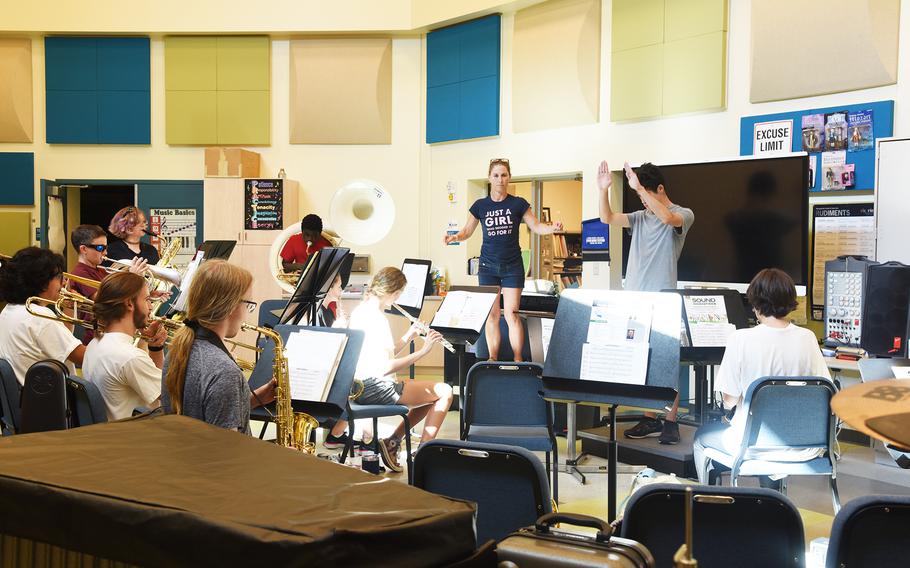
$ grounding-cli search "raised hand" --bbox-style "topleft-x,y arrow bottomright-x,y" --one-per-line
624,162 -> 642,191
597,160 -> 612,191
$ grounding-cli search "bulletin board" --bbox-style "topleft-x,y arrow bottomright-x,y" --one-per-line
740,100 -> 893,192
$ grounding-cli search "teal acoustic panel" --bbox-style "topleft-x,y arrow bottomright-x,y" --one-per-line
45,36 -> 150,144
426,14 -> 500,143
0,152 -> 34,205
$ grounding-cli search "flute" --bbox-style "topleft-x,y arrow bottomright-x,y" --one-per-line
392,303 -> 456,353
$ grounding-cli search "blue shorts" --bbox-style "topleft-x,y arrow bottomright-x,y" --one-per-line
478,257 -> 525,289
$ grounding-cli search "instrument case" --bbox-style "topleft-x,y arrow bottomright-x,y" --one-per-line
496,512 -> 654,567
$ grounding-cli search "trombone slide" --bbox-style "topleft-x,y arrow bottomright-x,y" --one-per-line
392,303 -> 456,353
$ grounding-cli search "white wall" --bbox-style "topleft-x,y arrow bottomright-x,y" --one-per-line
423,0 -> 910,285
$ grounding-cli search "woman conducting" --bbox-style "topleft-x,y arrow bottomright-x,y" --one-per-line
444,159 -> 563,361
326,267 -> 452,473
107,206 -> 160,265
162,260 -> 276,434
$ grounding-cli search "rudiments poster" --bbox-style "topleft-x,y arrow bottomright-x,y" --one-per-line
811,203 -> 875,315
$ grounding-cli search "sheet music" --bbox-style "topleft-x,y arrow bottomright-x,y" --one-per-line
579,342 -> 649,385
431,291 -> 497,333
284,330 -> 348,402
171,254 -> 203,312
586,301 -> 652,344
397,263 -> 430,309
892,366 -> 910,379
683,295 -> 735,347
541,318 -> 554,360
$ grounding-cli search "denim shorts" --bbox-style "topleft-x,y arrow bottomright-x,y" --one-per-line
355,376 -> 405,405
478,257 -> 525,289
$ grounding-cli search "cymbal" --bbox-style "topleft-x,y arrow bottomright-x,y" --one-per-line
831,379 -> 910,451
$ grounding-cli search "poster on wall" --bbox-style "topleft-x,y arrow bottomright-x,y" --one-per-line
811,202 -> 874,317
244,179 -> 283,230
753,119 -> 793,155
149,208 -> 197,270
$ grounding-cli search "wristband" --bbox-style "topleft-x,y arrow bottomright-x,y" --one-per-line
148,344 -> 165,352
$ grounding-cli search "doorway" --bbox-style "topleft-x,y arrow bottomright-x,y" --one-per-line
79,185 -> 134,232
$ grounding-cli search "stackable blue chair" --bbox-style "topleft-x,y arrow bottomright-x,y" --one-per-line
827,495 -> 910,568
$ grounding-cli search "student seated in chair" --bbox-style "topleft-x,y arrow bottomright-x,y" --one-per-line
326,267 -> 453,473
693,268 -> 830,487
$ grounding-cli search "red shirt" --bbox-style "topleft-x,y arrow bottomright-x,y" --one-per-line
280,235 -> 332,265
69,261 -> 106,344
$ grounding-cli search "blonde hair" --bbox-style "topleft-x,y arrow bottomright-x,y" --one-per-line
366,267 -> 407,299
164,260 -> 252,414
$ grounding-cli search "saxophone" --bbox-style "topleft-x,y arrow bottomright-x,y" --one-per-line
242,322 -> 319,453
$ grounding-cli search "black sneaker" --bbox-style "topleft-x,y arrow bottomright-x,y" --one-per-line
324,433 -> 351,450
624,418 -> 663,439
659,420 -> 680,445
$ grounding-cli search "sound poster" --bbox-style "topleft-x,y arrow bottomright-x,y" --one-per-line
244,179 -> 283,230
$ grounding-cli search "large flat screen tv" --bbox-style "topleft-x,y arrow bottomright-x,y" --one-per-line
622,154 -> 809,294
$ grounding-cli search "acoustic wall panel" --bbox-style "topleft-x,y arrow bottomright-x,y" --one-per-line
0,211 -> 32,253
44,37 -> 150,144
512,0 -> 600,133
0,38 -> 34,143
751,0 -> 899,102
612,0 -> 664,51
426,15 -> 500,143
662,31 -> 726,115
665,0 -> 727,41
0,153 -> 34,206
165,36 -> 270,145
611,44 -> 663,121
290,38 -> 392,144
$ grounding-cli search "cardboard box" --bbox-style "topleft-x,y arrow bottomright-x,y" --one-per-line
204,148 -> 260,178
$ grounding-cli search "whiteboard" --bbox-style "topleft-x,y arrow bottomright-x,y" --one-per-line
875,138 -> 910,264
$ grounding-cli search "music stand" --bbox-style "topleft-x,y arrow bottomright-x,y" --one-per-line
196,240 -> 237,261
386,258 -> 432,320
278,247 -> 351,326
247,325 -> 364,426
436,285 -> 499,438
669,288 -> 749,424
541,289 -> 681,522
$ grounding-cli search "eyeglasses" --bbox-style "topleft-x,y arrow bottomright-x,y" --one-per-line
240,299 -> 258,313
84,244 -> 107,252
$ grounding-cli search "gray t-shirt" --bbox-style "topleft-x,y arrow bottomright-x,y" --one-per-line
624,204 -> 694,292
161,337 -> 251,435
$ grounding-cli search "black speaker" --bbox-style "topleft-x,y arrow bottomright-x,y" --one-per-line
861,262 -> 910,357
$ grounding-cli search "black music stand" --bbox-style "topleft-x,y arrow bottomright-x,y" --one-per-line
278,247 -> 351,326
435,285 -> 499,438
248,325 -> 364,428
541,289 -> 681,522
669,288 -> 749,425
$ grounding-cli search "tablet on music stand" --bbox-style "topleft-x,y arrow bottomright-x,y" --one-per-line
387,258 -> 432,320
278,247 -> 351,325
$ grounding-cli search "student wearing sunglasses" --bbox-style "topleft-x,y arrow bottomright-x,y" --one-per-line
69,225 -> 147,344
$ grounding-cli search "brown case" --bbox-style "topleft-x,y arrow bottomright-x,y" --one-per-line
496,512 -> 654,567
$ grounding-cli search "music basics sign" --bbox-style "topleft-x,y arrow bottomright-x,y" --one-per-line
244,179 -> 283,230
753,119 -> 793,155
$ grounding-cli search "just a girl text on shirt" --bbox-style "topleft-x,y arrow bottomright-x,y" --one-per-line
484,208 -> 516,236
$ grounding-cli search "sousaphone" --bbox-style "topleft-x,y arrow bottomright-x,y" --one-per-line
269,179 -> 395,293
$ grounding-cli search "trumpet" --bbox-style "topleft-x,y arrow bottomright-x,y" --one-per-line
392,303 -> 455,353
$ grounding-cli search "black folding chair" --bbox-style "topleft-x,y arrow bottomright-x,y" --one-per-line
0,358 -> 22,435
20,360 -> 70,434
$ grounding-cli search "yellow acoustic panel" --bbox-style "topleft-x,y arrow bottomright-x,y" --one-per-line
0,39 -> 33,143
612,0 -> 664,52
289,38 -> 391,144
216,36 -> 270,91
513,0 -> 600,132
0,211 -> 32,253
751,0 -> 899,102
216,90 -> 270,145
662,31 -> 726,115
165,36 -> 216,90
665,0 -> 727,41
611,44 -> 662,121
166,90 -> 217,144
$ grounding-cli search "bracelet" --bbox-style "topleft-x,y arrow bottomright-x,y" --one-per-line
148,344 -> 165,352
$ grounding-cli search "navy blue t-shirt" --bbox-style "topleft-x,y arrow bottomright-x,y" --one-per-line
469,194 -> 530,264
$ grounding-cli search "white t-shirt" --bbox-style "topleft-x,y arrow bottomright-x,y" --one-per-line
348,302 -> 396,382
716,323 -> 831,457
83,332 -> 162,420
0,303 -> 80,385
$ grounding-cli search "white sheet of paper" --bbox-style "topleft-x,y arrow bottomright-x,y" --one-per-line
579,342 -> 649,385
892,366 -> 910,379
541,318 -> 554,360
587,301 -> 652,345
683,295 -> 734,347
430,291 -> 497,333
284,330 -> 347,401
397,263 -> 430,310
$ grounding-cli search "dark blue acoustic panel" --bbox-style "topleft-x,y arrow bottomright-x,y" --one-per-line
0,153 -> 35,206
46,91 -> 98,144
426,14 -> 500,144
45,36 -> 150,144
44,37 -> 97,90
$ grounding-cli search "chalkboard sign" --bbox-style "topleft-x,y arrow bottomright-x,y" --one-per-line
244,179 -> 283,230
